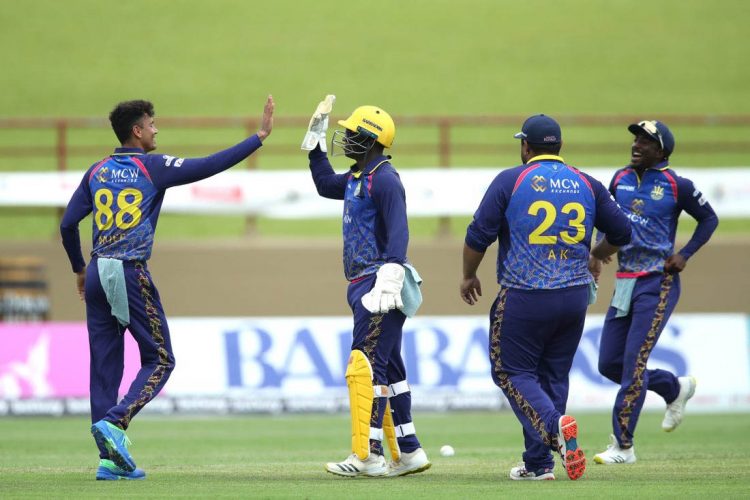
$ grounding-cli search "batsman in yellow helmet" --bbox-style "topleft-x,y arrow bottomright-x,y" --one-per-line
302,97 -> 431,478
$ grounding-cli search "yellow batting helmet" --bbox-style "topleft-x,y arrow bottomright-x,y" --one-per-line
338,105 -> 395,148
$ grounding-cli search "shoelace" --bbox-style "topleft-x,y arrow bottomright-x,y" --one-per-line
115,432 -> 133,449
514,463 -> 532,476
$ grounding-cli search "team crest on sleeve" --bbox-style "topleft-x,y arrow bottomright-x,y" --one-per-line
162,155 -> 184,167
693,188 -> 707,206
650,185 -> 664,201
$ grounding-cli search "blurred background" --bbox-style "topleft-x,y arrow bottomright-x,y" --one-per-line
1,0 -> 748,416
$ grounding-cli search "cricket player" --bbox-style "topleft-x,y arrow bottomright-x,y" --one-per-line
302,97 -> 430,478
60,96 -> 274,480
461,114 -> 632,481
590,120 -> 718,465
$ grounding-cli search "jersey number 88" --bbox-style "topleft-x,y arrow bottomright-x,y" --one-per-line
94,187 -> 143,230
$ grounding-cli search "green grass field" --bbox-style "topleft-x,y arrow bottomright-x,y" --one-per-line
2,0 -> 749,239
2,0 -> 748,117
0,411 -> 747,498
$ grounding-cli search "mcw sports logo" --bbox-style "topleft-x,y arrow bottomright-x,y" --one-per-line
531,175 -> 546,192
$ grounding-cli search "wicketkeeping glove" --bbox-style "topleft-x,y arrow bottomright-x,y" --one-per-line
301,94 -> 336,152
361,263 -> 405,314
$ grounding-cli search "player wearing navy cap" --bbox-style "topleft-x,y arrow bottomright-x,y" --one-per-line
303,97 -> 430,478
590,120 -> 718,465
60,96 -> 274,480
461,114 -> 632,481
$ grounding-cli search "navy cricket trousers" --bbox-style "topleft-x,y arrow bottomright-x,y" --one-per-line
489,284 -> 588,471
347,274 -> 421,454
598,272 -> 681,448
85,258 -> 175,458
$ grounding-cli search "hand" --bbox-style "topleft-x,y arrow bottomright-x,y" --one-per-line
361,263 -> 405,314
663,253 -> 687,273
257,94 -> 274,141
588,256 -> 602,284
76,269 -> 86,301
301,95 -> 336,151
460,276 -> 482,305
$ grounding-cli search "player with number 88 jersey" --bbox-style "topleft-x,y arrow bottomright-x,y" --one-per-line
88,156 -> 158,261
461,115 -> 631,482
60,96 -> 274,480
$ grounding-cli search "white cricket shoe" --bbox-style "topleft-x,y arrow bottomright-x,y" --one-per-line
662,376 -> 697,432
509,464 -> 555,480
325,453 -> 388,477
386,448 -> 432,477
593,435 -> 636,464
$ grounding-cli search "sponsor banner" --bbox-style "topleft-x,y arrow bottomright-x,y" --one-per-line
0,322 -> 141,399
0,168 -> 748,218
1,315 -> 748,413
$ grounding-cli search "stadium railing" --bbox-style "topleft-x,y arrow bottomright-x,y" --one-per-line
1,114 -> 749,170
1,114 -> 748,236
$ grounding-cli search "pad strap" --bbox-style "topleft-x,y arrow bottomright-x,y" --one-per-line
369,427 -> 384,441
388,380 -> 410,397
394,422 -> 416,438
373,385 -> 389,398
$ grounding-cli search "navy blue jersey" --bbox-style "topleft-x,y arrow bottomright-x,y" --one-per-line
609,162 -> 718,276
61,136 -> 263,272
466,155 -> 631,289
308,147 -> 408,280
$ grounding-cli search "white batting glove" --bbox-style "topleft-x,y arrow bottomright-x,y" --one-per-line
301,94 -> 336,152
361,263 -> 405,314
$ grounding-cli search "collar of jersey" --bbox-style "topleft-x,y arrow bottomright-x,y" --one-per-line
113,147 -> 146,155
527,154 -> 564,164
350,155 -> 390,179
628,160 -> 670,173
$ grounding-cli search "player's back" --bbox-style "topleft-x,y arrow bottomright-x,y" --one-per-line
501,160 -> 596,290
88,154 -> 162,262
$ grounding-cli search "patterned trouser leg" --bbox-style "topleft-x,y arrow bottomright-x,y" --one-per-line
87,260 -> 176,458
386,354 -> 421,454
604,273 -> 681,448
107,263 -> 175,429
489,285 -> 588,471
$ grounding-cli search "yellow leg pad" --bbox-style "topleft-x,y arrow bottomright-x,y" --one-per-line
346,350 -> 374,460
383,400 -> 401,462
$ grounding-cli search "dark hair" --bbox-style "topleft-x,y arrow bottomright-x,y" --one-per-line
527,142 -> 562,155
109,100 -> 155,144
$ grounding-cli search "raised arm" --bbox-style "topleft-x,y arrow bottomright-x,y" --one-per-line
308,145 -> 348,199
149,95 -> 274,189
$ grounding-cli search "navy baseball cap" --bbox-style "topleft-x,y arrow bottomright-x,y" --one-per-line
628,120 -> 675,157
514,114 -> 561,145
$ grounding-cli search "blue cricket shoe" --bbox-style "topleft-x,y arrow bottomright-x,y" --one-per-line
91,420 -> 137,472
96,459 -> 146,480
